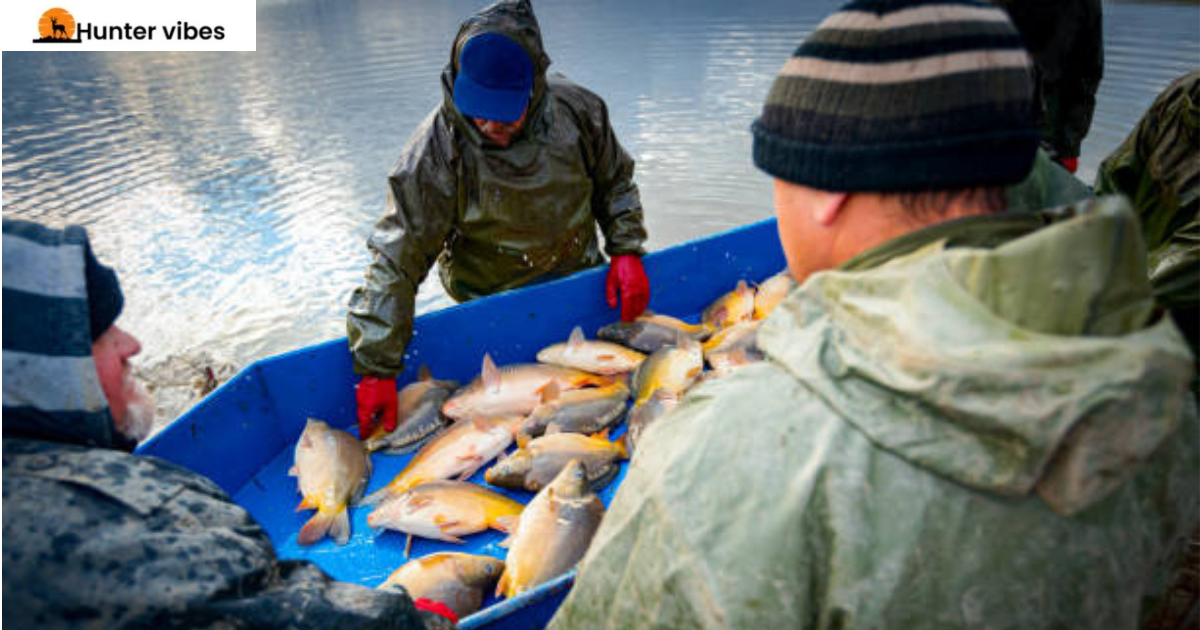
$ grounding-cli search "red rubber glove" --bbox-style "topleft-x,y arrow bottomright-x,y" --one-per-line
413,598 -> 458,624
1059,156 -> 1079,174
606,254 -> 650,322
356,376 -> 397,436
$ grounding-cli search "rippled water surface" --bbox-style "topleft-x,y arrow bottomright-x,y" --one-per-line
4,0 -> 1198,420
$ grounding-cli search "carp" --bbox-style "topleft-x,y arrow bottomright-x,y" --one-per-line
441,353 -> 612,420
630,336 -> 704,406
536,326 -> 646,375
363,365 -> 458,454
627,388 -> 681,453
753,271 -> 795,320
702,279 -> 756,330
485,430 -> 629,492
597,311 -> 713,353
377,552 -> 506,619
702,320 -> 764,376
290,418 -> 371,546
363,415 -> 523,505
495,460 -> 605,599
515,382 -> 630,446
367,480 -> 523,547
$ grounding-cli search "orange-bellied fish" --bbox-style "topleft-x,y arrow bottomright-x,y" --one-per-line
291,418 -> 371,545
485,429 -> 629,492
441,354 -> 612,420
364,365 -> 458,454
536,326 -> 646,375
367,480 -> 523,547
377,552 -> 506,619
702,280 -> 756,330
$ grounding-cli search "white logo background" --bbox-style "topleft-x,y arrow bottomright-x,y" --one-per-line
3,0 -> 256,51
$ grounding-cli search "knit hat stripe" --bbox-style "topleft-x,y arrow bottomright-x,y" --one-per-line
824,3 -> 1011,31
805,18 -> 1018,51
800,31 -> 1024,63
760,101 -> 1033,146
780,49 -> 1029,85
765,68 -> 1032,120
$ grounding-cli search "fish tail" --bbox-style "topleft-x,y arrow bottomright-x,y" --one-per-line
495,569 -> 511,598
616,433 -> 630,459
329,508 -> 351,545
298,508 -> 337,546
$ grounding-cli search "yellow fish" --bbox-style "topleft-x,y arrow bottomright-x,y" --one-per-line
291,418 -> 371,545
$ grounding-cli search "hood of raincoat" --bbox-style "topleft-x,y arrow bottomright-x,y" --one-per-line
2,219 -> 128,451
441,0 -> 551,147
759,196 -> 1195,515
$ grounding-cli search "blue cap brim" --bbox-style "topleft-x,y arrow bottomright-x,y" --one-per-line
453,70 -> 531,123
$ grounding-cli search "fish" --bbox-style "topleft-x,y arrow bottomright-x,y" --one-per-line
702,320 -> 764,376
290,418 -> 372,546
702,280 -> 756,330
515,382 -> 630,446
364,365 -> 458,454
441,353 -> 612,420
753,271 -> 795,320
377,552 -> 506,619
536,326 -> 646,375
485,430 -> 629,492
626,388 -> 681,453
367,480 -> 523,546
629,336 -> 704,406
597,311 -> 713,353
495,460 -> 605,599
362,415 -> 523,505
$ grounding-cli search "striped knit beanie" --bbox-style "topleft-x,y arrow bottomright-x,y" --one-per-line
752,0 -> 1039,192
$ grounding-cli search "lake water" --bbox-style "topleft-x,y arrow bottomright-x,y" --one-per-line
4,0 -> 1198,422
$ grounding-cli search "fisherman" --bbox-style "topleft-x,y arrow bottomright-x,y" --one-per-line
1,219 -> 456,629
993,0 -> 1103,174
347,0 -> 650,437
550,2 -> 1198,628
1095,70 -> 1199,356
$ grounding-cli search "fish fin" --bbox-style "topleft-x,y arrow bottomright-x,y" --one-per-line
494,515 -> 519,534
495,570 -> 510,598
568,326 -> 586,349
405,534 -> 412,559
418,364 -> 432,382
361,486 -> 391,506
515,429 -> 532,448
596,353 -> 615,360
407,495 -> 432,509
297,510 -> 336,546
482,354 -> 501,393
687,366 -> 702,378
329,508 -> 351,545
616,433 -> 630,459
539,380 -> 560,404
287,465 -> 298,476
300,433 -> 313,449
590,428 -> 611,441
456,458 -> 485,481
295,495 -> 318,512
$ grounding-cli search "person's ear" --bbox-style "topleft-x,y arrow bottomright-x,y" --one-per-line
813,192 -> 849,227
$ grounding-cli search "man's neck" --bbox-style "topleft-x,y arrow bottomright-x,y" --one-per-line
831,192 -> 992,267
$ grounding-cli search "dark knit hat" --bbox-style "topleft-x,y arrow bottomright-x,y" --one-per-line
82,236 -> 124,341
752,0 -> 1039,192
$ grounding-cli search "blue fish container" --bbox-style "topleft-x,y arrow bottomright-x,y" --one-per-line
137,217 -> 786,628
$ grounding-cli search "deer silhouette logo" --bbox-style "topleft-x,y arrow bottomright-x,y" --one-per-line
34,9 -> 78,44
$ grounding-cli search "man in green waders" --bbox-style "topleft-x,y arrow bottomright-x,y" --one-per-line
550,1 -> 1198,628
347,0 -> 649,436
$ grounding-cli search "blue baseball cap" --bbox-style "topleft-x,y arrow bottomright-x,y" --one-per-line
453,32 -> 534,123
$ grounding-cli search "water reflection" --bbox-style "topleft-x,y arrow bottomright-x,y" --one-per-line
3,0 -> 1197,422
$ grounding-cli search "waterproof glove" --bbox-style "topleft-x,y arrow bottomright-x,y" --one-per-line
606,254 -> 650,322
1059,156 -> 1079,174
356,375 -> 397,436
413,598 -> 459,624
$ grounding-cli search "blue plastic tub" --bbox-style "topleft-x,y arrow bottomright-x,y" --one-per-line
137,217 -> 786,628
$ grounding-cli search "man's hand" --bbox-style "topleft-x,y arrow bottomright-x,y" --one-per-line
606,254 -> 650,322
356,376 -> 397,436
414,598 -> 459,625
1059,156 -> 1079,174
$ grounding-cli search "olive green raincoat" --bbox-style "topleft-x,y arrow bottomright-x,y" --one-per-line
1096,71 -> 1199,354
550,197 -> 1198,630
347,0 -> 646,377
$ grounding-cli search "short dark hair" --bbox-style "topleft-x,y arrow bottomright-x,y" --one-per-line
885,186 -> 1009,221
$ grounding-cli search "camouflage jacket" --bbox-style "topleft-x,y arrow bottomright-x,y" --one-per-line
347,0 -> 647,378
551,198 -> 1198,629
1,219 -> 447,630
